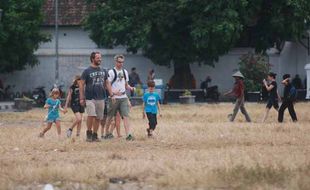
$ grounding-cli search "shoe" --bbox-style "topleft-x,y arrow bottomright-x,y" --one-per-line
86,130 -> 93,142
38,132 -> 44,138
108,133 -> 114,139
126,134 -> 134,141
76,133 -> 80,137
146,128 -> 150,135
92,133 -> 100,142
66,128 -> 72,138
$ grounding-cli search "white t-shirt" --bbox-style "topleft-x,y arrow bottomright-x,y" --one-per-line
108,67 -> 129,99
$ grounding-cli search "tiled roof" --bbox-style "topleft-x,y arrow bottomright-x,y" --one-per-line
42,0 -> 96,26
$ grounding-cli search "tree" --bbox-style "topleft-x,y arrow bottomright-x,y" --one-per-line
84,0 -> 310,89
0,0 -> 49,73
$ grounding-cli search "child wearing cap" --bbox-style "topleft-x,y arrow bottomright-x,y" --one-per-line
224,71 -> 251,122
142,80 -> 162,136
39,88 -> 67,138
278,74 -> 298,122
262,72 -> 281,122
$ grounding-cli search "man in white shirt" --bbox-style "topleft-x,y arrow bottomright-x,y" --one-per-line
104,54 -> 134,140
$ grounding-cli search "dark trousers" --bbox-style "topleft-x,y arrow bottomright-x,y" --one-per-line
146,113 -> 157,130
278,100 -> 297,122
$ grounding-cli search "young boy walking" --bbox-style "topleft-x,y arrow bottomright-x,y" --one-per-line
278,74 -> 298,122
143,80 -> 162,136
224,71 -> 251,122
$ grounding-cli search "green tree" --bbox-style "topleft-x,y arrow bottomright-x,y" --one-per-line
84,0 -> 310,89
0,0 -> 49,73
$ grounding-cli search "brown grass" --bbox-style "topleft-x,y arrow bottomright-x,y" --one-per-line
0,102 -> 310,190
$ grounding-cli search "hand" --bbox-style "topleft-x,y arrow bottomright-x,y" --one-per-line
111,96 -> 116,104
80,99 -> 85,107
142,112 -> 146,119
113,90 -> 122,96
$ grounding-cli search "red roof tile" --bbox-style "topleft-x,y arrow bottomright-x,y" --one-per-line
42,0 -> 96,26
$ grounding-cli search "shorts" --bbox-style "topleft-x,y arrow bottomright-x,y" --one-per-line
46,117 -> 60,123
71,104 -> 85,113
104,100 -> 108,116
86,99 -> 105,120
107,98 -> 130,117
266,98 -> 279,109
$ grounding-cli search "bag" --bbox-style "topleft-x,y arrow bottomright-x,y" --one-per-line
111,68 -> 127,85
288,86 -> 297,101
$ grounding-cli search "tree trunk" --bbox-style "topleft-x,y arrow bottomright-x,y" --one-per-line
168,63 -> 196,89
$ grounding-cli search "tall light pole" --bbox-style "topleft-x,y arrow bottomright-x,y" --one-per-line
0,9 -> 3,22
55,0 -> 59,85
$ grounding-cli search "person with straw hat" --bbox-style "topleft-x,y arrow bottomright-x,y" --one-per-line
224,71 -> 251,122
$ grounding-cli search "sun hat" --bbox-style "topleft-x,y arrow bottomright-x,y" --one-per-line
232,71 -> 244,79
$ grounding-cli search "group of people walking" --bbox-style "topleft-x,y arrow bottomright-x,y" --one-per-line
225,71 -> 298,123
39,52 -> 161,141
38,52 -> 299,140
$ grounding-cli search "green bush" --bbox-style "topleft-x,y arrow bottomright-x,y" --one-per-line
238,53 -> 270,92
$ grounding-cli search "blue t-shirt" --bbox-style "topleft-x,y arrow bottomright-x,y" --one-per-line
46,98 -> 61,120
143,92 -> 161,114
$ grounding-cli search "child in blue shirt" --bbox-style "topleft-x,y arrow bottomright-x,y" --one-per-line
39,88 -> 66,138
143,80 -> 161,137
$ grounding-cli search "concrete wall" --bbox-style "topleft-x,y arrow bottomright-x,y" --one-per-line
1,26 -> 309,96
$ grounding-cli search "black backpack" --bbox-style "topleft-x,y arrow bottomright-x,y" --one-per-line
111,68 -> 127,85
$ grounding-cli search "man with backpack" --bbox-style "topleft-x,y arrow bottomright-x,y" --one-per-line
104,54 -> 135,141
278,74 -> 298,123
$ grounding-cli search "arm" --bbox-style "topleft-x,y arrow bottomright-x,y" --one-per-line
263,80 -> 274,91
142,102 -> 146,119
78,80 -> 85,106
64,88 -> 72,109
157,101 -> 162,117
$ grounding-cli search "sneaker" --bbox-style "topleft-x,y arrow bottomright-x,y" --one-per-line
86,130 -> 93,142
66,128 -> 72,138
92,133 -> 100,142
126,134 -> 135,141
108,133 -> 114,139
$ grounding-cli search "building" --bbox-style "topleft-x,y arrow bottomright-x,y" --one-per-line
1,0 -> 309,97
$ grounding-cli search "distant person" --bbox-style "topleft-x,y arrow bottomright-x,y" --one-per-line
200,76 -> 212,90
147,69 -> 155,82
129,67 -> 142,87
292,74 -> 303,89
278,74 -> 298,122
64,75 -> 84,138
142,80 -> 162,137
262,72 -> 280,122
39,88 -> 67,138
224,71 -> 251,122
79,52 -> 113,142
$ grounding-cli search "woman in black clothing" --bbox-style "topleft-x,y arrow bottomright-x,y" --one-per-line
262,72 -> 280,122
64,75 -> 85,137
278,74 -> 298,123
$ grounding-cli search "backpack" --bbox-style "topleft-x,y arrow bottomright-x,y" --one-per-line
288,85 -> 298,101
111,68 -> 127,85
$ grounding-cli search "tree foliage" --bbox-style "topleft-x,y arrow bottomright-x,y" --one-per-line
85,0 -> 310,67
0,0 -> 49,73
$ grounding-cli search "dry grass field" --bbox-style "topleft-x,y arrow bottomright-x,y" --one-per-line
0,102 -> 310,190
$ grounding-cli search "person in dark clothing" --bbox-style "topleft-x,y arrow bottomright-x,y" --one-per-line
278,74 -> 298,123
262,72 -> 280,122
292,74 -> 303,89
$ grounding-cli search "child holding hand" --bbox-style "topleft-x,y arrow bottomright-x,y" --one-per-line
39,88 -> 66,138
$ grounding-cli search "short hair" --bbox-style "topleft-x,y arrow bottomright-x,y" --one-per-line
131,67 -> 136,71
90,52 -> 100,62
268,72 -> 277,79
147,80 -> 155,87
114,54 -> 125,61
283,74 -> 291,80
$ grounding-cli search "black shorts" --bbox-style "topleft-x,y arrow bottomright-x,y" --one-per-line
266,98 -> 279,109
71,104 -> 85,113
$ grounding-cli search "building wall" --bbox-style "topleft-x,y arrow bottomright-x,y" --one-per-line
1,26 -> 309,96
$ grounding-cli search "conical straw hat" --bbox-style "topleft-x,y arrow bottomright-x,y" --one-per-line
232,71 -> 244,78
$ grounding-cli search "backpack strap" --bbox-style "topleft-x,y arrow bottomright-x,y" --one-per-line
111,68 -> 117,85
123,69 -> 127,81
